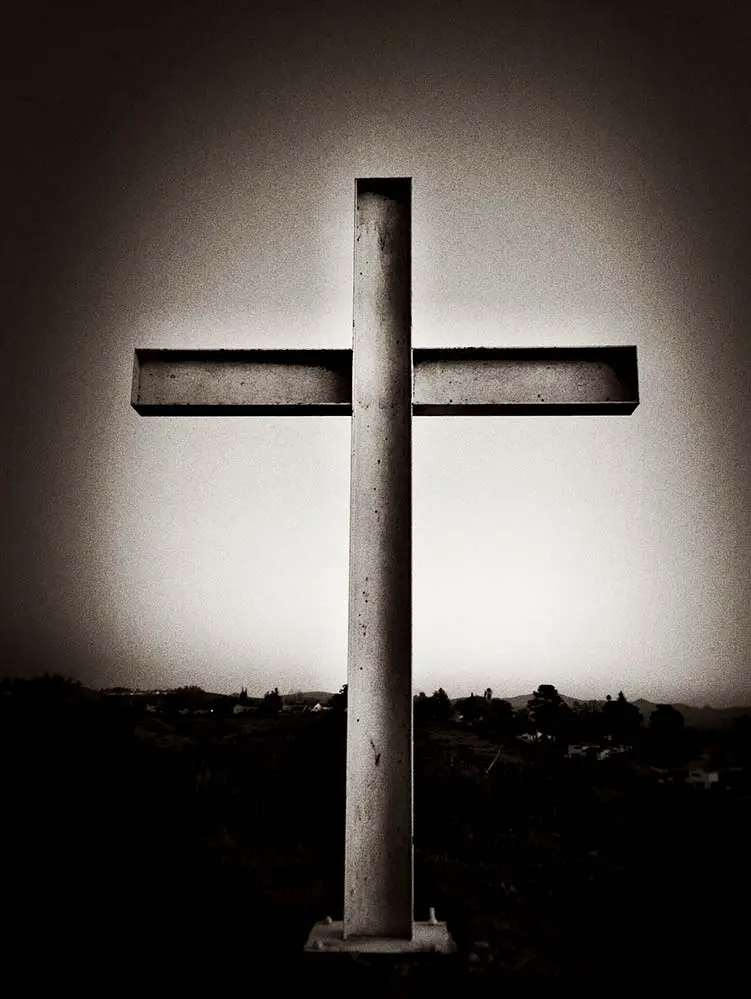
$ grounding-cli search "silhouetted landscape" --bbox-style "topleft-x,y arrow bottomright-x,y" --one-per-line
3,673 -> 749,989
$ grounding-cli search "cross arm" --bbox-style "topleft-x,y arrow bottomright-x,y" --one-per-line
412,346 -> 639,415
131,348 -> 353,416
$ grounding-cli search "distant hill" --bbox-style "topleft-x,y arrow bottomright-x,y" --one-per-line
8,677 -> 748,725
635,700 -> 751,729
465,692 -> 751,729
255,688 -> 751,724
455,693 -> 602,712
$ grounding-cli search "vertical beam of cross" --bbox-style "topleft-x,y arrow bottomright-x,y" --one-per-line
345,179 -> 413,938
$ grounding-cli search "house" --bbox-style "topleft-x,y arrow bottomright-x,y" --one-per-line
686,767 -> 720,789
566,743 -> 599,758
596,744 -> 632,761
233,703 -> 255,715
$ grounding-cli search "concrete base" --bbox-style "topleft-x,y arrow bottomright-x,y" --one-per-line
304,920 -> 457,954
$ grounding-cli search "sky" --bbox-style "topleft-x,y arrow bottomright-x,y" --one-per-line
2,1 -> 749,705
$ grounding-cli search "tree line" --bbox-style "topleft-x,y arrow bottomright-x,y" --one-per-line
414,684 -> 676,738
409,683 -> 751,768
4,673 -> 749,769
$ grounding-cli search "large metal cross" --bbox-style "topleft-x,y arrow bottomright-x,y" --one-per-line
131,177 -> 639,954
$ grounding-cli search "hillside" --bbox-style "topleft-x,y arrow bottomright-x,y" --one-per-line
18,677 -> 749,725
477,692 -> 751,728
2,698 -> 747,986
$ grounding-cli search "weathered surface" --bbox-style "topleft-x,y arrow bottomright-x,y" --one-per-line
132,348 -> 352,415
413,346 -> 639,415
305,918 -> 456,953
130,176 -> 641,958
345,178 -> 413,939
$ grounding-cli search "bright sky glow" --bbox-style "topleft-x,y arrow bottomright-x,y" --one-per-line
3,2 -> 748,705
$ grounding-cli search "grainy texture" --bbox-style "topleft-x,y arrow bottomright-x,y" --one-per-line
131,348 -> 352,415
345,179 -> 414,938
413,346 -> 639,415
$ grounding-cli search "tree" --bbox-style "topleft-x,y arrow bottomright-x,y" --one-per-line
649,703 -> 684,738
515,707 -> 532,736
602,691 -> 643,744
569,701 -> 605,744
455,693 -> 486,725
483,687 -> 493,702
414,691 -> 428,721
486,698 -> 515,738
648,703 -> 686,764
164,684 -> 208,713
729,714 -> 751,767
415,688 -> 453,723
28,673 -> 83,703
528,684 -> 570,742
258,687 -> 283,718
328,684 -> 347,713
429,688 -> 453,722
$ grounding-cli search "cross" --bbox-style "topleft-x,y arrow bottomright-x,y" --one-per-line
131,177 -> 639,954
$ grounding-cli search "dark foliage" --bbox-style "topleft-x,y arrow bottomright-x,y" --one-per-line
0,676 -> 748,988
602,691 -> 643,742
258,686 -> 283,718
327,684 -> 347,713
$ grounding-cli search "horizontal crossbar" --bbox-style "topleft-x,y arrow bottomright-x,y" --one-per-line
131,349 -> 353,415
131,345 -> 639,416
412,346 -> 639,415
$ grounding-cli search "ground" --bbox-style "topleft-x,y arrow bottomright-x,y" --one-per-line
1,700 -> 747,988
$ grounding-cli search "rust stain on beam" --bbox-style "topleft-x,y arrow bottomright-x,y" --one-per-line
131,348 -> 352,415
412,345 -> 639,415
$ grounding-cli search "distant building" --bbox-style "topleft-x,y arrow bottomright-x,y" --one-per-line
566,744 -> 599,758
686,767 -> 720,789
597,745 -> 630,760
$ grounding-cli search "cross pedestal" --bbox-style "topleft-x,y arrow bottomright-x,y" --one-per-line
304,911 -> 454,954
131,177 -> 639,955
